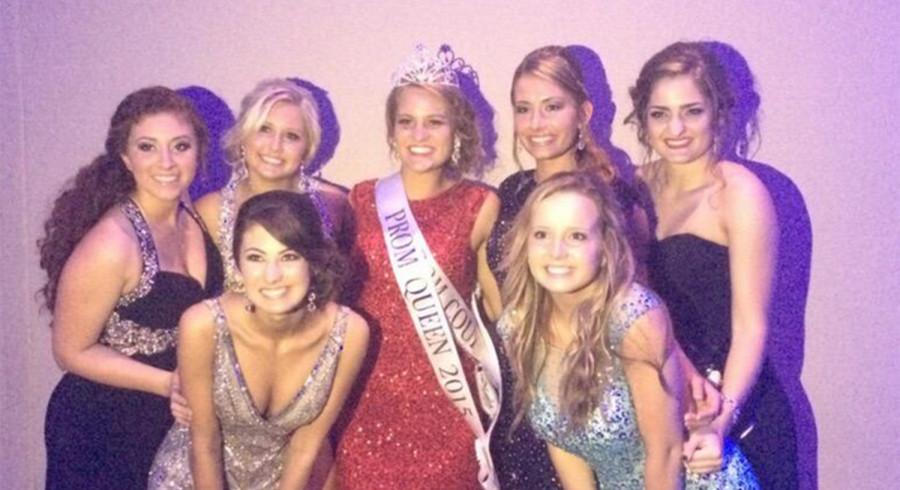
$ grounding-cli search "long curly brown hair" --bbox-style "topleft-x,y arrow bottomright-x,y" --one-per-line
38,86 -> 209,314
511,45 -> 615,182
502,171 -> 635,428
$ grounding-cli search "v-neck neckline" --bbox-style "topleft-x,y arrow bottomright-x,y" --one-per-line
217,301 -> 342,423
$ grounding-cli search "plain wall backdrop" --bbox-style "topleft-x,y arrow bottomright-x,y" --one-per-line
2,1 -> 898,488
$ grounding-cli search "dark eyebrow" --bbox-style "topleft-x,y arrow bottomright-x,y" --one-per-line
649,101 -> 704,111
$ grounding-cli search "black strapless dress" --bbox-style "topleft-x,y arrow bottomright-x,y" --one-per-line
44,200 -> 223,490
649,234 -> 798,490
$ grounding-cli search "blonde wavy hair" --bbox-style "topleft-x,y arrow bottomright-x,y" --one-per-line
385,83 -> 486,178
502,171 -> 635,428
223,78 -> 322,173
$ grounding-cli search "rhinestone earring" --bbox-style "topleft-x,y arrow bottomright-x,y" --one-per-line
451,136 -> 461,166
306,291 -> 318,312
576,128 -> 586,151
298,161 -> 313,193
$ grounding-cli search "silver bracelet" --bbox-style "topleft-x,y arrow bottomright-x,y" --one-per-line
722,393 -> 741,427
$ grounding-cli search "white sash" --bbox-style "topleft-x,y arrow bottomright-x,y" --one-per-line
375,174 -> 502,490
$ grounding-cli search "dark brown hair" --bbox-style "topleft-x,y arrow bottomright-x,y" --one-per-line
38,86 -> 208,313
625,41 -> 737,162
233,190 -> 345,308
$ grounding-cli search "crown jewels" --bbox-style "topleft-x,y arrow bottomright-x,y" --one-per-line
390,44 -> 479,88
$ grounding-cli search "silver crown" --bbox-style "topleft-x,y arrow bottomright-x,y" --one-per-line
390,44 -> 479,88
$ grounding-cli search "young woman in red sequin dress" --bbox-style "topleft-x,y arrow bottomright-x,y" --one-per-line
335,46 -> 502,489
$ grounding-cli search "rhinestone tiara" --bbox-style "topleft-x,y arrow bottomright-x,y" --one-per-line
390,44 -> 479,88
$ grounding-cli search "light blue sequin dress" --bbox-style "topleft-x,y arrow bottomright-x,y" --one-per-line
500,284 -> 759,489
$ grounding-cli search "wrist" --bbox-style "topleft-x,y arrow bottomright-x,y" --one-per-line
711,394 -> 741,437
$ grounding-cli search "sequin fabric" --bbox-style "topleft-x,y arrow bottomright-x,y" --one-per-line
45,200 -> 223,489
116,199 -> 158,306
148,300 -> 349,489
335,179 -> 489,489
485,170 -> 562,488
500,284 -> 759,489
100,311 -> 176,356
97,200 -> 162,354
217,173 -> 335,292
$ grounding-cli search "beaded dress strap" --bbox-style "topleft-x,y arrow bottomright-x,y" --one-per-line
217,176 -> 241,291
203,298 -> 228,339
301,176 -> 336,241
117,198 -> 160,307
609,284 -> 662,349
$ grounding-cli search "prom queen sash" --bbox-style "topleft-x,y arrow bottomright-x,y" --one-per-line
375,174 -> 502,490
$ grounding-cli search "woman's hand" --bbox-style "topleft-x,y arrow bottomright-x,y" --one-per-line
682,429 -> 724,474
169,371 -> 193,426
684,373 -> 722,431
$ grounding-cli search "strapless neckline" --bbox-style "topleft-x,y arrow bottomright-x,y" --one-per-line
656,232 -> 728,250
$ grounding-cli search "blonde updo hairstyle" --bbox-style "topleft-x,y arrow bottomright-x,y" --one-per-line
223,79 -> 323,174
385,83 -> 487,178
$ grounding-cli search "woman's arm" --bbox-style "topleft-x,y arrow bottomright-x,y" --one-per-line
546,442 -> 597,489
471,190 -> 502,321
621,307 -> 684,490
51,215 -> 172,396
278,310 -> 370,489
178,302 -> 226,489
715,166 -> 777,438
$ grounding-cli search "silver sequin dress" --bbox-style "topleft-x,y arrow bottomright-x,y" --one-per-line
500,284 -> 759,489
148,300 -> 349,489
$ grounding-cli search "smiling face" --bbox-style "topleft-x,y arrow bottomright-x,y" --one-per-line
237,223 -> 311,315
527,191 -> 603,302
390,85 -> 454,175
121,111 -> 198,204
244,101 -> 309,185
513,74 -> 589,168
646,74 -> 715,166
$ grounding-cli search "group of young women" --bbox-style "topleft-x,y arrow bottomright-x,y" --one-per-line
39,41 -> 797,489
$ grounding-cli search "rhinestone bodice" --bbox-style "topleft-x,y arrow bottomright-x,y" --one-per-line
98,199 -> 223,361
500,284 -> 759,489
149,300 -> 349,489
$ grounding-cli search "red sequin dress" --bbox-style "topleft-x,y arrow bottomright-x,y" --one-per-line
336,179 -> 488,489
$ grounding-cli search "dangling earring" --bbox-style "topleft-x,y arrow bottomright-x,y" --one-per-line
576,128 -> 586,152
451,136 -> 461,166
306,291 -> 318,313
237,145 -> 249,180
297,160 -> 312,193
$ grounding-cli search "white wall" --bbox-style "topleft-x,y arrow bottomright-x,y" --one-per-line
3,1 -> 899,487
